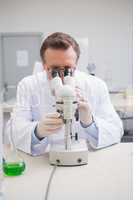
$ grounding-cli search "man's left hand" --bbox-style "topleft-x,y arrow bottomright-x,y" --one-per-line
75,87 -> 93,126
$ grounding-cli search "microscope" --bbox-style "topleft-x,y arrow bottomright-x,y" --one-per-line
49,68 -> 88,166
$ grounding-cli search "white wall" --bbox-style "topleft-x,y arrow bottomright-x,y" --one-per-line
0,0 -> 133,90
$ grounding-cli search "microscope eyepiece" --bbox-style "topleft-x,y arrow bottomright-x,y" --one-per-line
64,68 -> 73,77
51,69 -> 59,78
51,67 -> 73,79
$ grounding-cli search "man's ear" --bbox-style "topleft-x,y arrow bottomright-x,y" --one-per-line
42,63 -> 47,71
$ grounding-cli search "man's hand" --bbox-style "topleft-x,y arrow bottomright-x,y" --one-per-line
75,87 -> 93,126
36,112 -> 64,139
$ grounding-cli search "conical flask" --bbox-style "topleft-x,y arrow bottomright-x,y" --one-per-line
3,114 -> 26,176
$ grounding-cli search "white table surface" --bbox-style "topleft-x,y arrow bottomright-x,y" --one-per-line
4,143 -> 133,200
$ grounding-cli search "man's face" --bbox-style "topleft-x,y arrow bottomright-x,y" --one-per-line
42,46 -> 77,80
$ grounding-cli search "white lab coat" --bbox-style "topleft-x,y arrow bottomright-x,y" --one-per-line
6,70 -> 123,154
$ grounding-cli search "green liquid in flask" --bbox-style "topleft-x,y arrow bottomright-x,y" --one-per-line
3,161 -> 25,176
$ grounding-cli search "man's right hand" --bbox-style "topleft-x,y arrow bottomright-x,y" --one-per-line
36,112 -> 64,139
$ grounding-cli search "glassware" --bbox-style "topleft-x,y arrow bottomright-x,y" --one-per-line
0,102 -> 3,178
0,94 -> 6,199
3,114 -> 26,176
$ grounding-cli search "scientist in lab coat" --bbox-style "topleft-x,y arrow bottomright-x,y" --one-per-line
7,32 -> 123,155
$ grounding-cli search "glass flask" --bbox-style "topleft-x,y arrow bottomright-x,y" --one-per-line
0,95 -> 6,199
3,114 -> 26,176
0,103 -> 3,181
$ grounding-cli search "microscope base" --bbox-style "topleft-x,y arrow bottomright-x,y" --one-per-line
49,139 -> 88,166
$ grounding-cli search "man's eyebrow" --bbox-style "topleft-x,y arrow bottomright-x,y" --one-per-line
50,65 -> 72,69
64,65 -> 72,68
50,65 -> 60,69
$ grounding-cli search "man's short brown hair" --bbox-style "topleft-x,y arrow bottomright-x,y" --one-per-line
40,32 -> 80,63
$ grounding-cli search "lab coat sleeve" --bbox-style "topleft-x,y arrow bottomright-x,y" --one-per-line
80,121 -> 98,146
85,80 -> 124,149
31,129 -> 49,156
5,78 -> 49,154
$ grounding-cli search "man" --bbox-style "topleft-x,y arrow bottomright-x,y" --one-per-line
7,32 -> 123,155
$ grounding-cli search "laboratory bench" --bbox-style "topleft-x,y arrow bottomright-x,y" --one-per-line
4,143 -> 133,200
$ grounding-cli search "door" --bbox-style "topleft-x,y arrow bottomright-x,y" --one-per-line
1,33 -> 42,101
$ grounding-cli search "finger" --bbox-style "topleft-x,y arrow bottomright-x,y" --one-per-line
78,100 -> 88,109
46,128 -> 62,134
45,125 -> 63,132
75,88 -> 82,95
46,112 -> 61,118
45,124 -> 63,129
78,96 -> 86,102
76,93 -> 87,102
76,93 -> 83,99
75,86 -> 81,90
75,87 -> 87,100
75,87 -> 80,91
75,88 -> 84,98
44,118 -> 63,125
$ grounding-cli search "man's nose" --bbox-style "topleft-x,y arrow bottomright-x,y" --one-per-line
59,70 -> 65,81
